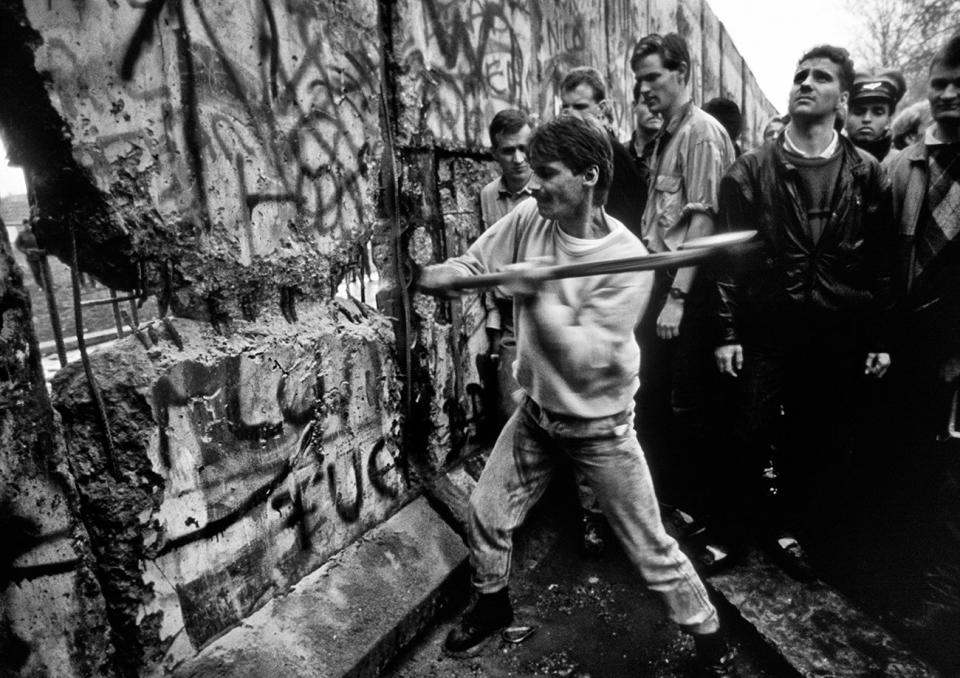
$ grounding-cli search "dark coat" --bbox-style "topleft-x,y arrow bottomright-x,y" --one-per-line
714,133 -> 894,349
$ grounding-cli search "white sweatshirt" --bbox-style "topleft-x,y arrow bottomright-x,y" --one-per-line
439,200 -> 653,418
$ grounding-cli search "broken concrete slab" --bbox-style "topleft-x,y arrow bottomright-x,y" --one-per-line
709,550 -> 937,677
171,496 -> 468,678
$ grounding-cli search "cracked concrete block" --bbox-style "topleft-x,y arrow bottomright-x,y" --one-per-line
172,496 -> 468,678
51,302 -> 409,676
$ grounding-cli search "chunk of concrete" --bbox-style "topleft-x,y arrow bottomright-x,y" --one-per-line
172,496 -> 468,678
710,550 -> 937,677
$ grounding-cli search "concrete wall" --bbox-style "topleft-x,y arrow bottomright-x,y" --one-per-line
0,1 -> 776,676
0,224 -> 115,677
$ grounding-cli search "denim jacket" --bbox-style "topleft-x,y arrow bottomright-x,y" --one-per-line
715,133 -> 894,348
641,102 -> 735,253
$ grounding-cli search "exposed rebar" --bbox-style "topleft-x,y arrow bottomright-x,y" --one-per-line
69,228 -> 120,479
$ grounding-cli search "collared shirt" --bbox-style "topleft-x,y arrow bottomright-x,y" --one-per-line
478,176 -> 534,331
925,124 -> 957,147
480,176 -> 535,228
783,128 -> 840,158
641,102 -> 735,253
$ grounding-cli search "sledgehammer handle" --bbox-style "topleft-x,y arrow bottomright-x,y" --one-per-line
438,248 -> 712,291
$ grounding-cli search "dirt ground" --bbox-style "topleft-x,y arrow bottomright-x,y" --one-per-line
383,478 -> 794,678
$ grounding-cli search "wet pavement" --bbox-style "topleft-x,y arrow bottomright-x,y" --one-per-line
383,478 -> 794,678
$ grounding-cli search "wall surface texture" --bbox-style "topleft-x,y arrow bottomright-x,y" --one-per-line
0,1 -> 776,676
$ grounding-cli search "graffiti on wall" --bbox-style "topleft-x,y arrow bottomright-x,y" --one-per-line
143,320 -> 405,648
398,0 -> 532,146
31,0 -> 381,302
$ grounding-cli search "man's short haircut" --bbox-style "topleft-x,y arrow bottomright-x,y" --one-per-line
631,33 -> 691,84
798,45 -> 856,93
488,109 -> 532,149
891,100 -> 933,149
930,31 -> 960,72
766,114 -> 790,127
529,116 -> 613,207
703,97 -> 743,140
560,66 -> 607,102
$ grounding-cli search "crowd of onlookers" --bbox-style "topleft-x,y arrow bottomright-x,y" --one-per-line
420,27 -> 960,676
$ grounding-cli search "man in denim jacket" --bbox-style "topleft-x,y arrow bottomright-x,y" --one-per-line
632,32 -> 736,569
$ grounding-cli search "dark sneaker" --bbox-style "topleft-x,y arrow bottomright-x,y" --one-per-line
444,589 -> 514,655
582,512 -> 606,556
694,631 -> 739,678
769,537 -> 815,583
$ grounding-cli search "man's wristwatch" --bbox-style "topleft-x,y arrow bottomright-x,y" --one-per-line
668,287 -> 687,301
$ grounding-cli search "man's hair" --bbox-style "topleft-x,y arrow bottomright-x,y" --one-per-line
798,45 -> 856,93
488,109 -> 532,149
930,31 -> 960,72
765,114 -> 789,128
529,116 -> 613,207
891,100 -> 933,149
631,33 -> 690,83
703,97 -> 743,140
560,66 -> 607,102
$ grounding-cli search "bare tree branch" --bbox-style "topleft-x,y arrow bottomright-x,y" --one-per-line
844,0 -> 960,101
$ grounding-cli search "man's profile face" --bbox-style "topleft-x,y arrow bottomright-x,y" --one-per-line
789,58 -> 848,121
846,102 -> 892,142
763,120 -> 785,144
560,83 -> 606,122
634,53 -> 685,115
492,125 -> 532,184
928,62 -> 960,126
528,158 -> 592,222
634,99 -> 662,134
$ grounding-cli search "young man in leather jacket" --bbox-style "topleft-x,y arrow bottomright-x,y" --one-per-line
714,45 -> 894,581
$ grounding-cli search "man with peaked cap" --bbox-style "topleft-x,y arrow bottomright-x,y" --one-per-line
845,69 -> 906,162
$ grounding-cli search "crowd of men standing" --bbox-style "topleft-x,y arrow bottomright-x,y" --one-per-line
419,27 -> 960,677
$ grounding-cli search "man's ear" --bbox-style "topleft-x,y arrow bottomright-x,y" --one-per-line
837,90 -> 850,111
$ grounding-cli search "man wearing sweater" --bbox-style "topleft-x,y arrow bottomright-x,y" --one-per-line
418,115 -> 736,677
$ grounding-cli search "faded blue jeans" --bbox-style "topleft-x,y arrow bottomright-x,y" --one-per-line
468,396 -> 719,634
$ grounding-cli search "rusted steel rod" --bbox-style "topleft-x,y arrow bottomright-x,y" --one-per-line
79,293 -> 140,308
38,252 -> 68,367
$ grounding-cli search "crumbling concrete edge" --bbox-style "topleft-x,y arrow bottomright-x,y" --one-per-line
704,578 -> 803,677
345,552 -> 471,678
705,550 -> 938,678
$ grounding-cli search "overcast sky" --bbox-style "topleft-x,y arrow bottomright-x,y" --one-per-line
0,1 -> 867,197
0,142 -> 25,198
709,0 -> 861,112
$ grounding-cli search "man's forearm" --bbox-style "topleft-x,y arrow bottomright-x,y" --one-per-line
670,212 -> 714,295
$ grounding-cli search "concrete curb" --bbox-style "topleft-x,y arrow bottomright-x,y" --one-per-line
172,497 -> 469,678
708,550 -> 938,677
